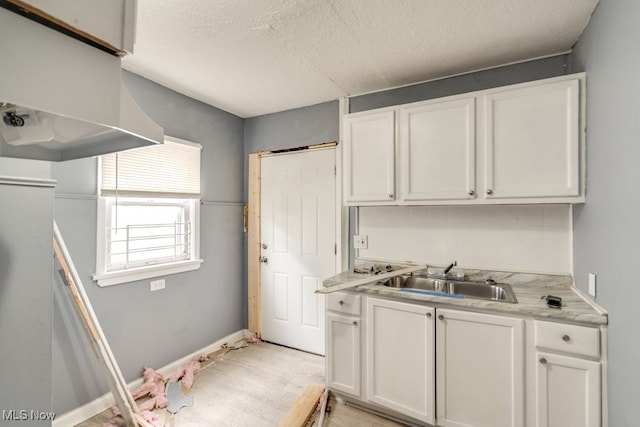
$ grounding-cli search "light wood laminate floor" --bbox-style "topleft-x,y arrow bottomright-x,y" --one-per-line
77,340 -> 405,426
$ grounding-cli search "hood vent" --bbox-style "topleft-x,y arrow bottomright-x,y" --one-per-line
0,7 -> 163,162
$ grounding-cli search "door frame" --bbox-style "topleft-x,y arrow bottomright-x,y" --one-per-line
247,141 -> 344,335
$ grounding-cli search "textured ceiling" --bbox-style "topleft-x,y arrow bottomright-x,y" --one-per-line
122,0 -> 599,118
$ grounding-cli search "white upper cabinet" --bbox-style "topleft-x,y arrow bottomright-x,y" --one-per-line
344,110 -> 396,203
16,0 -> 136,53
482,79 -> 581,200
342,74 -> 585,206
399,96 -> 476,201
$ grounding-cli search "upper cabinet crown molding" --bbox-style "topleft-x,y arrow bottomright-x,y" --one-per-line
2,0 -> 136,55
342,73 -> 586,206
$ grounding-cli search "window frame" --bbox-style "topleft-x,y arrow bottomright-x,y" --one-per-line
93,137 -> 203,287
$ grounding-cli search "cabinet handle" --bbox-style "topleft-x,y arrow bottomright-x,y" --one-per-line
468,190 -> 475,196
539,358 -> 547,365
562,334 -> 571,342
388,193 -> 394,199
487,189 -> 493,195
339,300 -> 344,306
352,321 -> 358,327
426,313 -> 432,318
438,314 -> 444,320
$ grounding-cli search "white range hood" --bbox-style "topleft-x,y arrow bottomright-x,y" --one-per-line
0,7 -> 163,162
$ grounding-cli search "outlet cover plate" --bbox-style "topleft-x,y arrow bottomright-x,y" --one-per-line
150,279 -> 165,292
354,235 -> 368,249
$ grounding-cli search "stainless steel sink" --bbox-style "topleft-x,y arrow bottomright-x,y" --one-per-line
377,274 -> 518,303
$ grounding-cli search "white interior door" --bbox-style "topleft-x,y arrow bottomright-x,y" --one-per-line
260,148 -> 336,355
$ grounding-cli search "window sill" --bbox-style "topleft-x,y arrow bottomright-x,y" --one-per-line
93,259 -> 204,287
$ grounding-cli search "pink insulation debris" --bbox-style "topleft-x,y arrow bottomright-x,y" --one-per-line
247,334 -> 261,343
169,360 -> 199,391
109,366 -> 168,425
169,354 -> 207,392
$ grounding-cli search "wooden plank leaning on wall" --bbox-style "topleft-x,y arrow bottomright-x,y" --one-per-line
247,153 -> 262,335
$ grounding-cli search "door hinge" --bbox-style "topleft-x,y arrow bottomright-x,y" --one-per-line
334,165 -> 336,176
334,242 -> 337,255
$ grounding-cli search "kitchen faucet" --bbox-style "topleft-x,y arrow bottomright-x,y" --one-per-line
444,260 -> 457,275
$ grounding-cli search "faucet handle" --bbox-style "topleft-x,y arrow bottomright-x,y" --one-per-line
444,260 -> 457,275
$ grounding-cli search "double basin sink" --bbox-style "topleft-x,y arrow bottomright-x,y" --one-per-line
377,274 -> 518,303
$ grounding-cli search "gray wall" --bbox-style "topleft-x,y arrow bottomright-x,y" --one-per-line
0,159 -> 54,425
243,100 -> 339,188
571,0 -> 639,424
350,55 -> 571,113
51,71 -> 245,414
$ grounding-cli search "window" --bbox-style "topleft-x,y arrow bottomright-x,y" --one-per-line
93,136 -> 203,287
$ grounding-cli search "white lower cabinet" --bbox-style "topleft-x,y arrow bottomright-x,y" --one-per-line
326,312 -> 361,397
366,297 -> 435,424
534,351 -> 600,427
326,296 -> 604,427
530,320 -> 602,427
436,309 -> 525,427
326,292 -> 361,397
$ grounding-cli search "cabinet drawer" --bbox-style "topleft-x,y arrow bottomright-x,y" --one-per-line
534,321 -> 599,359
327,292 -> 361,315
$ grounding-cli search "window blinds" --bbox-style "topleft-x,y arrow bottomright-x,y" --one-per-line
101,138 -> 201,198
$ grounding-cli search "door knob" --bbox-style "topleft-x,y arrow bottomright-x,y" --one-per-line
259,256 -> 268,263
487,189 -> 493,195
262,243 -> 268,249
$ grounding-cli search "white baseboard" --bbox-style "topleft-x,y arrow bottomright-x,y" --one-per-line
54,329 -> 251,427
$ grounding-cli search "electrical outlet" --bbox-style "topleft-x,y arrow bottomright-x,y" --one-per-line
588,273 -> 596,297
353,235 -> 368,249
150,279 -> 165,292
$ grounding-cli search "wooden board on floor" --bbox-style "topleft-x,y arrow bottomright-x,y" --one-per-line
280,383 -> 325,427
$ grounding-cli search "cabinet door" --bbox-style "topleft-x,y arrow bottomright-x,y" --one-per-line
343,110 -> 396,203
534,351 -> 601,427
483,78 -> 581,199
436,309 -> 524,427
366,297 -> 435,424
326,313 -> 361,397
399,97 -> 476,200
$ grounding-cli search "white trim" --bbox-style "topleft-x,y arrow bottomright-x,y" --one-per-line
0,175 -> 56,188
55,193 -> 97,200
338,97 -> 349,271
93,258 -> 203,287
201,200 -> 244,206
53,329 -> 249,427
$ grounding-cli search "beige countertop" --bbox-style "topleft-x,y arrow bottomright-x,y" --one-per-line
323,266 -> 608,326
